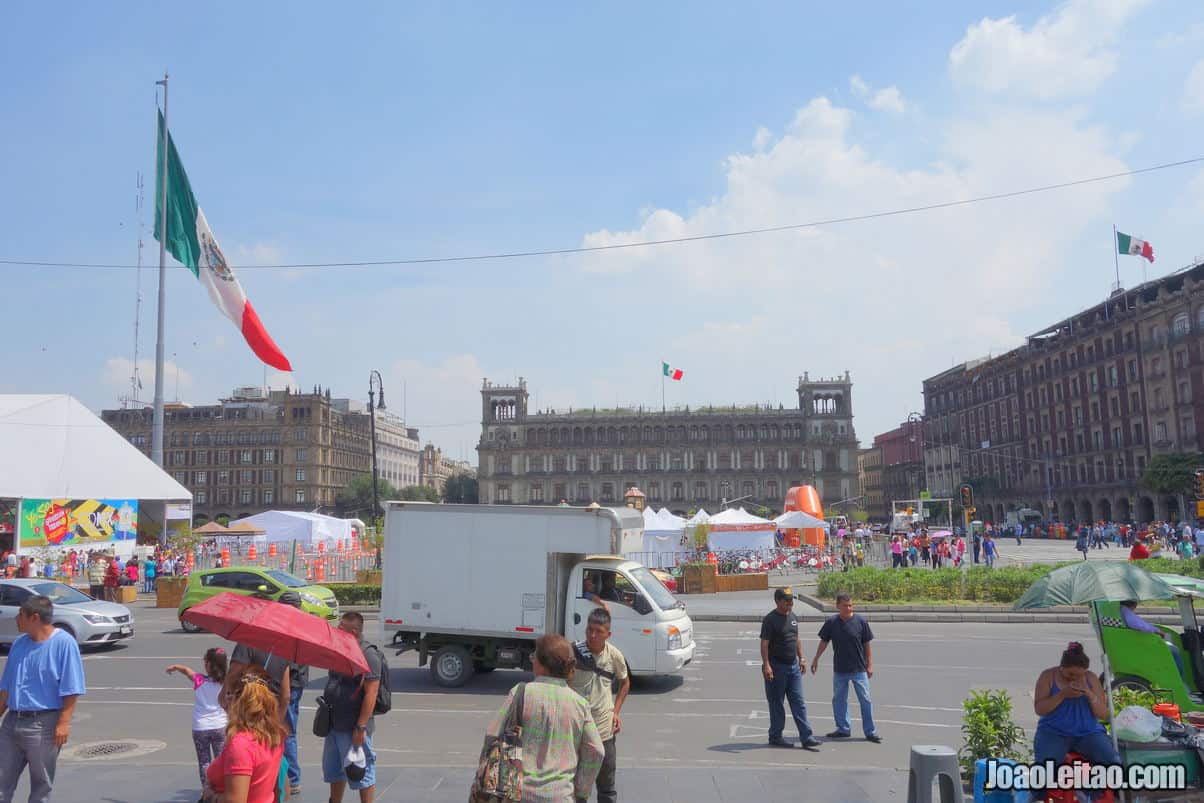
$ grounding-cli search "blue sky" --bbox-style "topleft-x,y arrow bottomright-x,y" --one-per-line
4,1 -> 1204,463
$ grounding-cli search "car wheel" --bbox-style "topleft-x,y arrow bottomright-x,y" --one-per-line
431,645 -> 473,687
180,614 -> 201,633
1111,674 -> 1152,693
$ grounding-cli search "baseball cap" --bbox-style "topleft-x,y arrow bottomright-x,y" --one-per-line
345,745 -> 367,782
774,587 -> 794,601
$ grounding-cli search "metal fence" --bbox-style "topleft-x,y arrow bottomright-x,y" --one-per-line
210,541 -> 380,584
625,540 -> 890,576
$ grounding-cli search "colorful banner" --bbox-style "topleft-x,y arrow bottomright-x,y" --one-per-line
19,498 -> 139,548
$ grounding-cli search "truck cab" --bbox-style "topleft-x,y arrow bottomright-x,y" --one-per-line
568,557 -> 694,675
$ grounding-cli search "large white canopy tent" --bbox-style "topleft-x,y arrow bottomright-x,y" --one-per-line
707,507 -> 775,552
634,507 -> 691,567
227,510 -> 362,550
0,395 -> 191,555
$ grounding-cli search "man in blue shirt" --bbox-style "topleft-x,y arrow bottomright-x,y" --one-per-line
0,594 -> 86,803
1120,600 -> 1186,684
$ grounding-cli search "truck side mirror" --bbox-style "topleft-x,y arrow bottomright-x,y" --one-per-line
633,594 -> 652,616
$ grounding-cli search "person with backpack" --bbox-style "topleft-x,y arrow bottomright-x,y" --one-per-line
568,608 -> 630,803
322,612 -> 383,803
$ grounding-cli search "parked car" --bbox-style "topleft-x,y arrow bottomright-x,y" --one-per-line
648,569 -> 678,594
178,566 -> 338,632
0,578 -> 134,648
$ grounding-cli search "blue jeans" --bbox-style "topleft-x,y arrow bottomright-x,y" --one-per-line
284,684 -> 302,786
0,711 -> 61,803
764,659 -> 813,742
143,575 -> 155,593
322,729 -> 376,790
832,671 -> 877,737
1031,727 -> 1121,801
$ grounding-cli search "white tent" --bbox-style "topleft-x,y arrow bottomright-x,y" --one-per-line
686,508 -> 710,526
228,510 -> 358,549
0,395 -> 191,503
707,507 -> 775,552
774,510 -> 830,530
0,395 -> 190,557
635,507 -> 690,567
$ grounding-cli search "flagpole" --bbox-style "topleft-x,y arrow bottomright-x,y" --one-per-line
151,72 -> 169,469
1112,224 -> 1120,290
661,365 -> 666,414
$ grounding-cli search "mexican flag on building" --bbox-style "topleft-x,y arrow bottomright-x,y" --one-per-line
154,110 -> 293,371
1116,231 -> 1154,263
662,362 -> 683,380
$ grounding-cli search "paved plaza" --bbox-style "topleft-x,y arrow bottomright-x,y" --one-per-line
0,603 -> 1089,802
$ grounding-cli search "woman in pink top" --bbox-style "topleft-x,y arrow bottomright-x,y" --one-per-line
204,667 -> 286,803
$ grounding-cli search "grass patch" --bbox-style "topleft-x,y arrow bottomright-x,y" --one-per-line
816,564 -> 1077,603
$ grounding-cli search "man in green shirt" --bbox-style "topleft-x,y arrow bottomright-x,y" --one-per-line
569,607 -> 630,803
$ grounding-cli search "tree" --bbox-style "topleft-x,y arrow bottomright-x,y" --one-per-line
1141,452 -> 1203,496
443,474 -> 479,504
335,474 -> 399,517
399,484 -> 441,503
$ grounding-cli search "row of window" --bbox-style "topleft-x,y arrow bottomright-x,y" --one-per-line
189,487 -> 311,506
511,421 -> 849,447
494,479 -> 782,504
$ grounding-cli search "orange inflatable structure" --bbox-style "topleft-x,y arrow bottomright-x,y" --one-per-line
783,485 -> 826,547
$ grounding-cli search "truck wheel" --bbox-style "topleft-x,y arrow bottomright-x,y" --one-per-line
431,645 -> 473,687
473,661 -> 495,674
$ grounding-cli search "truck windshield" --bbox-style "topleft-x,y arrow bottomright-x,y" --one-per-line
629,567 -> 679,610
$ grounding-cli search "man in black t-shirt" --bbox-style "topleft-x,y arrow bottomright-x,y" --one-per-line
322,611 -> 380,803
811,593 -> 880,742
758,587 -> 820,749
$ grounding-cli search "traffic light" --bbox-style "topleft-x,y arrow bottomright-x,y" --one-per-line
1195,470 -> 1204,498
960,484 -> 974,508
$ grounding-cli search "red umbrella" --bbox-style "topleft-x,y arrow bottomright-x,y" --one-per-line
181,592 -> 369,676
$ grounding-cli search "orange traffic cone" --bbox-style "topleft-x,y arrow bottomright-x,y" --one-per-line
268,543 -> 277,558
248,544 -> 258,561
220,548 -> 230,568
316,558 -> 326,582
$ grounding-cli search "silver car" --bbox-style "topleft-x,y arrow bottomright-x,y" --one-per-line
0,579 -> 134,648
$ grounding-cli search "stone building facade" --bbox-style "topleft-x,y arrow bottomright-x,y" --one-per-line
857,447 -> 885,519
102,386 -> 375,523
873,419 -> 925,520
922,261 -> 1204,525
476,374 -> 861,513
419,444 -> 475,494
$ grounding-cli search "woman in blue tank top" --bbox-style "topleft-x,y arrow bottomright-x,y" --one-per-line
1031,642 -> 1121,801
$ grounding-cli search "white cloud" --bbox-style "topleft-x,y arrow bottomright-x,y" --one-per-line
101,357 -> 193,400
868,86 -> 907,113
1182,60 -> 1204,115
752,126 -> 773,151
949,0 -> 1152,99
574,94 -> 1126,443
848,75 -> 907,113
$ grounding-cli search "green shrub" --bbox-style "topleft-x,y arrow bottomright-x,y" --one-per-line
816,564 -> 1063,603
327,583 -> 382,606
959,689 -> 1029,777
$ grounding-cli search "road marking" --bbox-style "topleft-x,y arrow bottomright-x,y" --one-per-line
672,698 -> 963,712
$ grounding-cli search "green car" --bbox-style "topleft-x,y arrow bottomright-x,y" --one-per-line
178,567 -> 339,632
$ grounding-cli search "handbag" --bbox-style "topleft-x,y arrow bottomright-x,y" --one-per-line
312,695 -> 333,738
469,682 -> 526,802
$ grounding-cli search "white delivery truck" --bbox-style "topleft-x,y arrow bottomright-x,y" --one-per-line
380,502 -> 696,687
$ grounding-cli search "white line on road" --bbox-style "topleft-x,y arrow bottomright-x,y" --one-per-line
671,698 -> 963,712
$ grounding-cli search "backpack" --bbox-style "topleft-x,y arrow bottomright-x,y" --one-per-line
572,641 -> 616,683
363,643 -> 391,715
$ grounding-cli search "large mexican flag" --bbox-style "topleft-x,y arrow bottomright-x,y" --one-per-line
154,111 -> 292,371
1116,231 -> 1154,264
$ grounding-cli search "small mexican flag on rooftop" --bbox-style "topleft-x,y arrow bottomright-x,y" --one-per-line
1117,231 -> 1154,263
662,362 -> 683,381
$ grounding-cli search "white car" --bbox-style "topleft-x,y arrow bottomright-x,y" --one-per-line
0,579 -> 134,648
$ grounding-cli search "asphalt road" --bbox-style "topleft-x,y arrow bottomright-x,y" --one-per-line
0,601 -> 1094,802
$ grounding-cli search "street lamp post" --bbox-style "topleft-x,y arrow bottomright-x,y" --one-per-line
907,412 -> 923,517
368,369 -> 386,527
